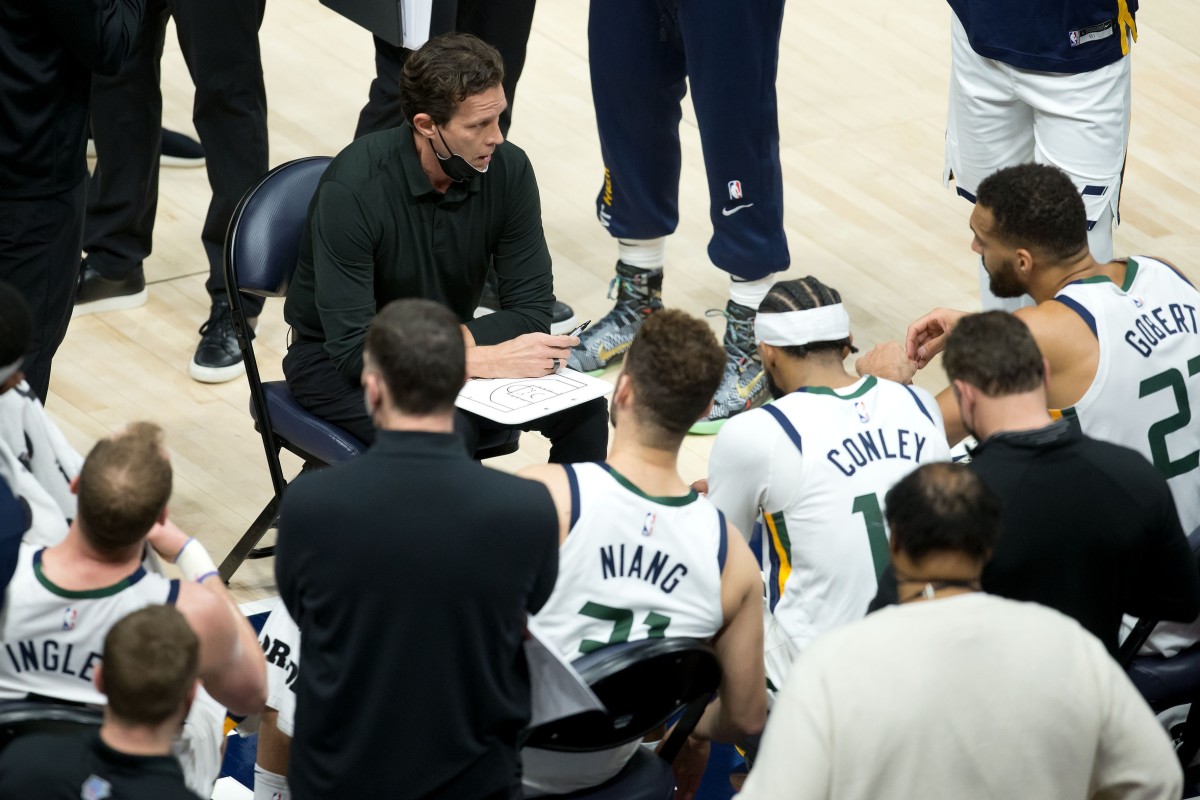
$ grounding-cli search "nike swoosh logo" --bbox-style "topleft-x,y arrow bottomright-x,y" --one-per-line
736,370 -> 765,399
722,203 -> 754,217
598,341 -> 632,362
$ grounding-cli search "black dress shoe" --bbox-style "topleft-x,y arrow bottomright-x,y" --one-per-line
189,298 -> 256,384
73,260 -> 147,317
160,129 -> 205,168
474,271 -> 578,334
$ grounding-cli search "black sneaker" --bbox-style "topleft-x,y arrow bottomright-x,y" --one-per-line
73,260 -> 147,317
160,130 -> 205,168
189,299 -> 255,384
86,129 -> 205,168
474,272 -> 578,335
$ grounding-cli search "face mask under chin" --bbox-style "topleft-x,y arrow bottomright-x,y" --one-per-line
432,127 -> 488,183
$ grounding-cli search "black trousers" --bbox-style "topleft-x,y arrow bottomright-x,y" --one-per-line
354,0 -> 538,139
0,181 -> 87,403
85,0 -> 269,315
283,341 -> 609,463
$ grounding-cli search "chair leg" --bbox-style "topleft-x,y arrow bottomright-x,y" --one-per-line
218,494 -> 281,584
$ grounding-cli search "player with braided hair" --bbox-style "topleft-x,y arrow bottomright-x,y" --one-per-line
704,276 -> 950,698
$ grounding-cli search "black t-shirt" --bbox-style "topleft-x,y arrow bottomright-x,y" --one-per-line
0,730 -> 198,799
871,422 -> 1200,656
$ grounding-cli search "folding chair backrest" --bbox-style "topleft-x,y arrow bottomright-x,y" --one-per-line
0,700 -> 103,754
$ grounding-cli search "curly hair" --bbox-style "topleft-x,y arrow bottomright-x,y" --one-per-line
623,310 -> 725,446
975,164 -> 1088,260
400,33 -> 504,126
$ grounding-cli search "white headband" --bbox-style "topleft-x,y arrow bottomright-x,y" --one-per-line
0,356 -> 21,385
755,304 -> 851,346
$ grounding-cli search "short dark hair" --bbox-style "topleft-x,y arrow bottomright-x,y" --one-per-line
758,276 -> 857,358
77,423 -> 172,552
103,606 -> 199,726
885,463 -> 1001,563
0,282 -> 32,368
365,298 -> 465,415
943,311 -> 1044,396
975,164 -> 1088,260
400,33 -> 504,127
623,310 -> 725,447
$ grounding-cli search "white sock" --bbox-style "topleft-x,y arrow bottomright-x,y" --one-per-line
617,238 -> 666,270
254,764 -> 291,800
728,276 -> 775,310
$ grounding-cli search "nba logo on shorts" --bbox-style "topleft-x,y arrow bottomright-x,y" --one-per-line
62,606 -> 78,631
728,180 -> 743,200
1069,30 -> 1079,47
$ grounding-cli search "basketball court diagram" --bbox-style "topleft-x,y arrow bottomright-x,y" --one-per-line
475,373 -> 588,413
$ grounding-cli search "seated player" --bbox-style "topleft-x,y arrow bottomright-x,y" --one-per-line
520,310 -> 767,796
858,163 -> 1200,656
870,312 -> 1200,656
0,422 -> 267,795
0,281 -> 83,545
705,277 -> 949,698
738,464 -> 1183,800
0,606 -> 202,799
246,603 -> 300,800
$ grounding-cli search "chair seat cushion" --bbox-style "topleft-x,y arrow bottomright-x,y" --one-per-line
549,747 -> 674,800
1128,643 -> 1200,710
252,382 -> 365,464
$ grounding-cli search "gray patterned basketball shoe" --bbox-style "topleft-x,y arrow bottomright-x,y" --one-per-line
567,261 -> 663,375
690,300 -> 767,434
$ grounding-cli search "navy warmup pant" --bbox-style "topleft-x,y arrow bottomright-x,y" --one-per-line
589,0 -> 789,281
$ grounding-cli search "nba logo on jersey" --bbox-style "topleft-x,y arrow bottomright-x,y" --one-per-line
728,180 -> 743,200
62,606 -> 78,631
82,775 -> 112,800
855,400 -> 871,424
641,512 -> 657,538
1132,294 -> 1145,308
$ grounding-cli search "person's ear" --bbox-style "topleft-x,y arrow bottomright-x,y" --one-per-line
1015,247 -> 1035,276
70,474 -> 80,496
411,112 -> 436,139
156,504 -> 169,526
93,662 -> 104,694
613,372 -> 633,407
757,342 -> 776,372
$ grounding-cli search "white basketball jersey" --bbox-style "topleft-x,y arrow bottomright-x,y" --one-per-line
1056,256 -> 1200,534
757,377 -> 950,671
0,543 -> 179,704
532,463 -> 726,661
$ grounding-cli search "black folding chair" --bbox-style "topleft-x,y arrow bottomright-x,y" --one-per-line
219,157 -> 520,582
0,700 -> 103,754
522,637 -> 721,800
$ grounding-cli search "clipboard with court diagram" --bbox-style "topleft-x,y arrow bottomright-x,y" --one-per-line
455,368 -> 613,425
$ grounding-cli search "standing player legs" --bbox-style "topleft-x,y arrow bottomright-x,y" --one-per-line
1026,53 -> 1132,265
944,14 -> 1036,311
679,0 -> 789,283
171,0 -> 269,318
83,5 -> 168,293
0,183 -> 87,403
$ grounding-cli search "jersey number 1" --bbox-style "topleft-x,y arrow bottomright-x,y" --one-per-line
852,493 -> 889,580
577,602 -> 672,654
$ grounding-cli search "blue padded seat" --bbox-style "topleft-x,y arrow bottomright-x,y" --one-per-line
252,382 -> 365,465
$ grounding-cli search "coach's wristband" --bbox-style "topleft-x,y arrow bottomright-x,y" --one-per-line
175,537 -> 218,582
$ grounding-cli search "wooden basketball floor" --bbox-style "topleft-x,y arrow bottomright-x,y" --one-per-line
48,0 -> 1200,601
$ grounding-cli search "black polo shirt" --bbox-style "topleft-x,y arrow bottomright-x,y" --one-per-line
284,123 -> 555,384
0,731 -> 197,799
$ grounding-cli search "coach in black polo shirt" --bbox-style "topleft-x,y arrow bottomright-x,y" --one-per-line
284,33 -> 607,461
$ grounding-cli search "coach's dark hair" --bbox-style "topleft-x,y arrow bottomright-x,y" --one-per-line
976,164 -> 1088,261
0,282 -> 32,368
885,463 -> 1001,564
400,33 -> 504,127
943,311 -> 1044,396
365,298 -> 465,415
103,606 -> 199,726
77,423 -> 172,553
623,310 -> 725,448
758,276 -> 857,358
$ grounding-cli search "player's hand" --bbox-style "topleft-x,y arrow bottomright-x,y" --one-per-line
905,307 -> 967,367
855,342 -> 918,385
146,518 -> 191,562
663,732 -> 710,800
468,332 -> 580,379
691,478 -> 710,495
